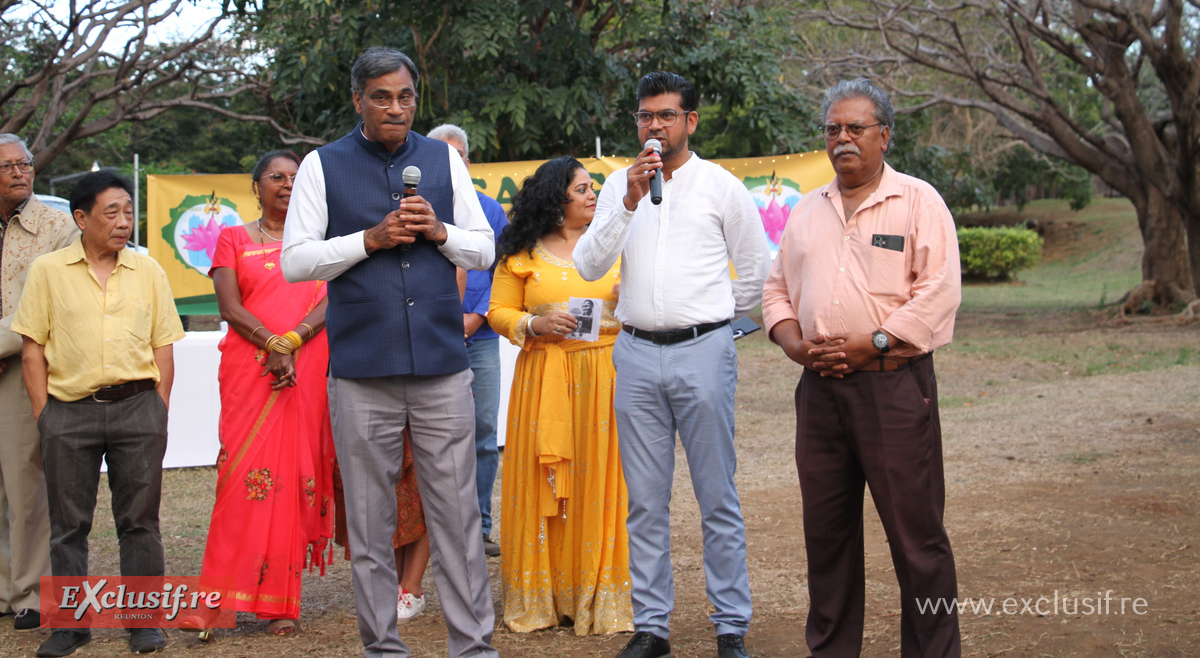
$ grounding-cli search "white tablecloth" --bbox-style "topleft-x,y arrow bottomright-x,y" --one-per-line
145,331 -> 518,470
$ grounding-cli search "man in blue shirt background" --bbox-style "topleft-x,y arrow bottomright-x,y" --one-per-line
429,124 -> 508,558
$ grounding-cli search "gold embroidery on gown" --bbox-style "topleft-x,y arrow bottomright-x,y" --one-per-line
488,244 -> 632,635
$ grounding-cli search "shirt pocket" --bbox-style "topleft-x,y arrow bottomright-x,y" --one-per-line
122,295 -> 155,344
852,241 -> 908,298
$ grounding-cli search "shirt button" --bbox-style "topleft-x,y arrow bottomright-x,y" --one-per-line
105,365 -> 111,369
401,261 -> 410,269
406,298 -> 414,306
388,161 -> 394,168
844,236 -> 850,241
392,192 -> 401,201
834,300 -> 840,305
839,267 -> 845,272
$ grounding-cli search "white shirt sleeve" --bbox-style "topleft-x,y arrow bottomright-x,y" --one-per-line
574,166 -> 635,281
438,144 -> 495,271
281,150 -> 370,282
722,179 -> 772,315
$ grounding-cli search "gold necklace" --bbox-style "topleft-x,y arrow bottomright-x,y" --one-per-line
257,219 -> 280,270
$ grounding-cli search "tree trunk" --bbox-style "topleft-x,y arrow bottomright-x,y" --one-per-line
1184,212 -> 1200,299
1132,187 -> 1196,307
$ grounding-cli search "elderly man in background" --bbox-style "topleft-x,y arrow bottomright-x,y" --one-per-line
427,123 -> 508,559
0,133 -> 78,634
14,171 -> 184,657
761,78 -> 963,658
282,47 -> 498,658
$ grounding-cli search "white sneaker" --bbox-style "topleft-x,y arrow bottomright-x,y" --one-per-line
396,589 -> 425,622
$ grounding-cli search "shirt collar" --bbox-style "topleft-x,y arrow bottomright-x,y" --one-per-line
823,162 -> 901,201
4,195 -> 34,231
62,236 -> 139,269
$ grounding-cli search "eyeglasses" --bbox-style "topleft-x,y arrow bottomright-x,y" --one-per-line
633,110 -> 690,127
0,160 -> 34,175
822,123 -> 883,140
263,172 -> 297,184
367,92 -> 418,109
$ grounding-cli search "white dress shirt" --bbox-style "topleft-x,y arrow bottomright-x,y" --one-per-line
574,153 -> 770,331
281,139 -> 494,283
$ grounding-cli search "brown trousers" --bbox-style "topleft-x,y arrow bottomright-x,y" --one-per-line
795,354 -> 961,658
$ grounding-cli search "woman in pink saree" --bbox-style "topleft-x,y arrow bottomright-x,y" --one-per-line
194,150 -> 334,638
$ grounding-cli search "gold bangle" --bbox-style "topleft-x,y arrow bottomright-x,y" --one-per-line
283,331 -> 303,351
298,322 -> 315,339
250,325 -> 267,342
266,335 -> 293,355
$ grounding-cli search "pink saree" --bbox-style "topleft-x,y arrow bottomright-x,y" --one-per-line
199,226 -> 335,619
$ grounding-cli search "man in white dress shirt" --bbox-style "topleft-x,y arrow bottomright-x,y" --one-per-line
574,71 -> 771,658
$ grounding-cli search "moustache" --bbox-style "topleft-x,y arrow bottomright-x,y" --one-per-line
833,144 -> 861,157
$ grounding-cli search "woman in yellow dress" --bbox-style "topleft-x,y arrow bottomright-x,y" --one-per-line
489,156 -> 632,635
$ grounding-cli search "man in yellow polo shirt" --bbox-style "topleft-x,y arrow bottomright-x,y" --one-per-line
12,171 -> 184,658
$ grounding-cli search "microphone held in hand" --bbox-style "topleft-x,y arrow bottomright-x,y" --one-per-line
645,139 -> 663,205
400,166 -> 421,250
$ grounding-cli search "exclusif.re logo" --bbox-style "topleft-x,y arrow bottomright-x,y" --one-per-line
41,577 -> 236,629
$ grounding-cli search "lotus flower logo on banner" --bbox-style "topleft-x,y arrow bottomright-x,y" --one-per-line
161,192 -> 242,276
744,173 -> 803,256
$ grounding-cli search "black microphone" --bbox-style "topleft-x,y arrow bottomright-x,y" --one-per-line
645,139 -> 663,205
400,166 -> 421,251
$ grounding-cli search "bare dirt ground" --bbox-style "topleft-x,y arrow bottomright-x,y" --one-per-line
2,310 -> 1197,658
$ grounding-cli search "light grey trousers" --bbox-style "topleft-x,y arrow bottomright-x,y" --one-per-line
329,371 -> 497,658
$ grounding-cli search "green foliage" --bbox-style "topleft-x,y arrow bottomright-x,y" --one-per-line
889,113 -> 994,214
234,0 -> 812,160
993,145 -> 1092,212
957,226 -> 1043,280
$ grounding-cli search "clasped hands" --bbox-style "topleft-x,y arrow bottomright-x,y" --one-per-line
364,196 -> 448,253
774,321 -> 883,378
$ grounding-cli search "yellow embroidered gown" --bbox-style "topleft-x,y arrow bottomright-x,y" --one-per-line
488,242 -> 633,635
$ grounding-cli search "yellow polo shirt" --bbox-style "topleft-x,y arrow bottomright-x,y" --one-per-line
11,239 -> 185,401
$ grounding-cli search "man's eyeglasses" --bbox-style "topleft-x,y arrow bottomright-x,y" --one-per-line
263,172 -> 297,184
0,160 -> 34,175
367,93 -> 418,110
633,110 -> 691,127
822,123 -> 884,140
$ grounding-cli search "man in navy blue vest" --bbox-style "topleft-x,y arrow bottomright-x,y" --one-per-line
281,47 -> 498,658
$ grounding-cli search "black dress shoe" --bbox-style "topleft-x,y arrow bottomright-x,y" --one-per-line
129,627 -> 167,653
36,630 -> 92,657
717,633 -> 750,658
482,534 -> 501,557
14,608 -> 40,631
616,631 -> 672,658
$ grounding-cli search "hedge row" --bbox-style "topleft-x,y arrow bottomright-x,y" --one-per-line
957,226 -> 1043,280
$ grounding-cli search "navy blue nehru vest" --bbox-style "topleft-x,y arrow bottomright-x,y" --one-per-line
319,125 -> 468,378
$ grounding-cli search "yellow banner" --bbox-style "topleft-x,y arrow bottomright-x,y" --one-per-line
148,152 -> 835,313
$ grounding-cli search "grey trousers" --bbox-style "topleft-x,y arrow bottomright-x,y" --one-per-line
611,326 -> 753,639
39,390 -> 168,579
329,371 -> 497,658
0,354 -> 51,612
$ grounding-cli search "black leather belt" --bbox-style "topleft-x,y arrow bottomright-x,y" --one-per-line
90,379 -> 156,402
622,319 -> 730,345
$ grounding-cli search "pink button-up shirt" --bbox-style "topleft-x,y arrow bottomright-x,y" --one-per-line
761,164 -> 960,357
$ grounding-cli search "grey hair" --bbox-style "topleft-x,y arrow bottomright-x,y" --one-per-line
821,78 -> 895,153
0,133 -> 34,161
350,47 -> 420,95
428,124 -> 469,153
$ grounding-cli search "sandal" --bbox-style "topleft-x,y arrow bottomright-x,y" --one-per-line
266,619 -> 297,636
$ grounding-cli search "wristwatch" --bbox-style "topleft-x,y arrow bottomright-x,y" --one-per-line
871,330 -> 891,353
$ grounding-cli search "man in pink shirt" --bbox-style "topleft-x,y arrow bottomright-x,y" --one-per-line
761,78 -> 962,658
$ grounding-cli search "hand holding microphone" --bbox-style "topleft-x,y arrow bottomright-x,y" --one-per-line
363,165 -> 448,253
621,139 -> 665,211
